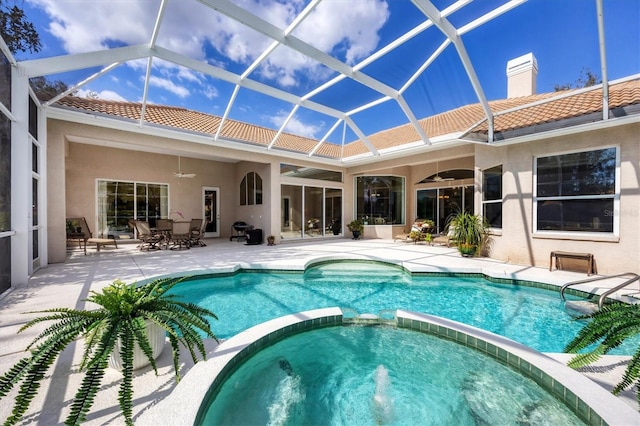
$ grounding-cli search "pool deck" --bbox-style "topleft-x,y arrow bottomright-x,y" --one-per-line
1,238 -> 638,424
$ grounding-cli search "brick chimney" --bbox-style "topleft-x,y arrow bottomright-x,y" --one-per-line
506,53 -> 538,98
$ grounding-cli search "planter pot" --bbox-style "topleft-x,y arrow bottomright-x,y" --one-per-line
267,237 -> 275,246
332,229 -> 340,235
108,320 -> 166,371
458,244 -> 477,257
351,231 -> 361,240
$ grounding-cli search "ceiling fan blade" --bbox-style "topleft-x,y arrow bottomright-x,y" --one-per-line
173,172 -> 196,178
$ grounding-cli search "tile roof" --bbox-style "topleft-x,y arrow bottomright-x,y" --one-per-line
54,78 -> 640,160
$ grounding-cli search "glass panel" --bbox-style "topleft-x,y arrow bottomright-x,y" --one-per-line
281,185 -> 302,239
240,175 -> 247,205
325,188 -> 342,236
304,186 -> 323,237
136,183 -> 149,224
537,199 -> 614,232
247,172 -> 255,205
280,163 -> 342,182
32,143 -> 38,173
98,181 -> 135,238
205,190 -> 218,233
416,189 -> 438,229
483,166 -> 502,201
537,148 -> 616,197
464,186 -> 473,214
439,187 -> 463,228
0,237 -> 10,293
29,96 -> 38,140
32,178 -> 38,226
0,52 -> 10,109
484,202 -> 502,228
356,176 -> 405,225
255,173 -> 263,205
32,229 -> 38,261
0,114 -> 10,232
146,184 -> 163,226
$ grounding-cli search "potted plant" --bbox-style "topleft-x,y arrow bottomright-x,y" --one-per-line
409,229 -> 424,244
267,235 -> 276,245
424,232 -> 433,245
347,219 -> 364,240
448,211 -> 489,257
0,278 -> 218,426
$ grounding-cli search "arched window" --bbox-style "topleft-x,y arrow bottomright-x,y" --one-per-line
240,172 -> 263,205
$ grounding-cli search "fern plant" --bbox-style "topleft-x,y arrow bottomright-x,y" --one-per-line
0,278 -> 218,426
564,302 -> 640,404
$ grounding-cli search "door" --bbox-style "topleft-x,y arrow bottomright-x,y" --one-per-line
203,187 -> 220,238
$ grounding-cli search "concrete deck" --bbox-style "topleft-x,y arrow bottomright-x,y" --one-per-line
1,238 -> 638,424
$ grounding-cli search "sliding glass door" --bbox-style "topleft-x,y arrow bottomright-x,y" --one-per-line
97,180 -> 168,238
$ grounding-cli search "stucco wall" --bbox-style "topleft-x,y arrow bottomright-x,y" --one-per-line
47,117 -> 638,274
476,123 -> 640,275
47,118 -> 277,262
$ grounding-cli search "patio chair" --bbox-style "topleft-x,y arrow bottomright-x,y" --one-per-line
189,219 -> 207,247
169,221 -> 192,250
155,218 -> 173,249
134,220 -> 163,251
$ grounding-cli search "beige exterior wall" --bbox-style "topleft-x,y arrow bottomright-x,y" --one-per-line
476,123 -> 640,275
48,117 -> 639,274
47,119 -> 276,261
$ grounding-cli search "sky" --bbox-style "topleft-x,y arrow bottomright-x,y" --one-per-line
10,0 -> 640,145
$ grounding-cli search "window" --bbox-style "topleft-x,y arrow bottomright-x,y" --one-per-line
535,147 -> 616,233
240,172 -> 262,205
97,180 -> 169,238
356,176 -> 404,225
482,165 -> 502,229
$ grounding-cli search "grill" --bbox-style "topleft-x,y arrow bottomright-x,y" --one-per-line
230,221 -> 252,242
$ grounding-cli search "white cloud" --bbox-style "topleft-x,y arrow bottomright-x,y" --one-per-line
75,89 -> 127,102
30,0 -> 389,89
202,86 -> 219,100
268,110 -> 323,139
31,0 -> 154,54
148,76 -> 190,98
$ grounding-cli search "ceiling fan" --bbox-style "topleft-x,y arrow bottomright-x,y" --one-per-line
431,162 -> 454,182
173,156 -> 196,178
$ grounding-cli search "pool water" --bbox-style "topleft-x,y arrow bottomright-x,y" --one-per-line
170,262 -> 634,354
201,326 -> 585,425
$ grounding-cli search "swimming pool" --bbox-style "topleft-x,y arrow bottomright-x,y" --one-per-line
138,308 -> 639,426
202,326 -> 584,425
169,260 -> 634,354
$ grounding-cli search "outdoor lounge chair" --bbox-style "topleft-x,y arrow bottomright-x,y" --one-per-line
393,230 -> 410,242
432,226 -> 456,247
134,220 -> 162,251
66,217 -> 118,254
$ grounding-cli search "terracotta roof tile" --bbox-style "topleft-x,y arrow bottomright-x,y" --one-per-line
54,78 -> 640,158
470,80 -> 640,134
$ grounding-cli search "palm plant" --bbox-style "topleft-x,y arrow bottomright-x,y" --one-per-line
564,302 -> 640,404
448,211 -> 489,257
0,278 -> 218,426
